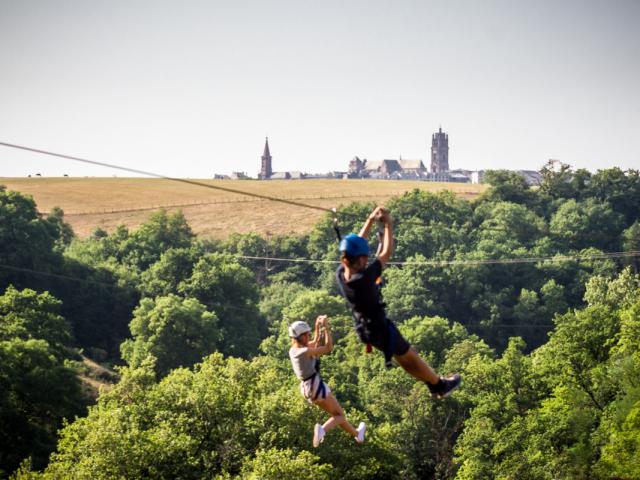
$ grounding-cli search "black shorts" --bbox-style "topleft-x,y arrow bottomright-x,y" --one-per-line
363,320 -> 411,357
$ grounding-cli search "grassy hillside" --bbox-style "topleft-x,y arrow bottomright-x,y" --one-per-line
0,177 -> 486,238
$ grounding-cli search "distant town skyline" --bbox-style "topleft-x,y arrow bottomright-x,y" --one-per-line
254,126 -> 541,185
1,0 -> 639,178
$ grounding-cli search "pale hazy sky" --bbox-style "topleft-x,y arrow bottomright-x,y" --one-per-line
1,0 -> 639,178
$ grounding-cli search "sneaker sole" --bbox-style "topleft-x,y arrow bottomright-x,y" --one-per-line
434,378 -> 462,399
313,425 -> 323,447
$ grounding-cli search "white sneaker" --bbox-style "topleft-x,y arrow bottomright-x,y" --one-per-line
356,422 -> 366,444
313,423 -> 325,448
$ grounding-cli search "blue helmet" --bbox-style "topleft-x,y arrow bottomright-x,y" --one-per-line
339,233 -> 370,257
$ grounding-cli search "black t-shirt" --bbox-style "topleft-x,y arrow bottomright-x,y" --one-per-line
336,259 -> 387,332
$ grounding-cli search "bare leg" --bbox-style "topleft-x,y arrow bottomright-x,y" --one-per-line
394,347 -> 440,384
315,393 -> 358,437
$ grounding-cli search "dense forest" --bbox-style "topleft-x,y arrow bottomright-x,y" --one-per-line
1,163 -> 640,479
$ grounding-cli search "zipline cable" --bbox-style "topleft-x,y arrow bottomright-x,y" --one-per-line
0,141 -> 332,213
0,141 -> 505,231
2,141 -> 634,264
2,143 -> 636,337
1,140 -> 637,270
2,251 -> 637,287
0,263 -> 558,329
0,264 -> 117,287
235,250 -> 640,266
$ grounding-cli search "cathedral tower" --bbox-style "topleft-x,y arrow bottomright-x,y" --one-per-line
430,127 -> 449,173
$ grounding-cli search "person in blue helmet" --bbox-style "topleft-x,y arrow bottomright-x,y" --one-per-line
335,206 -> 461,399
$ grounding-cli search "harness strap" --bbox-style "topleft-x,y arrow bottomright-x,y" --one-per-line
302,372 -> 317,382
376,229 -> 384,256
302,372 -> 326,401
313,379 -> 326,401
332,208 -> 342,242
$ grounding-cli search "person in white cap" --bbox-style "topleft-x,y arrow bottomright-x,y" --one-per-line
289,315 -> 366,447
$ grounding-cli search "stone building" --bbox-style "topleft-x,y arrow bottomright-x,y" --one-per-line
366,159 -> 402,176
230,171 -> 250,180
348,157 -> 426,178
431,127 -> 449,173
399,158 -> 427,174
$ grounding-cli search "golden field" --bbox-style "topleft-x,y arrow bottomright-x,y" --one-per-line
0,177 -> 486,239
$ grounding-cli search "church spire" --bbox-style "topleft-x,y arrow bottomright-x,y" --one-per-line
263,137 -> 271,158
260,137 -> 273,179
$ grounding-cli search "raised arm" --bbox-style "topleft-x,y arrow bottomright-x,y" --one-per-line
358,206 -> 384,239
376,209 -> 394,266
306,316 -> 333,356
308,315 -> 323,348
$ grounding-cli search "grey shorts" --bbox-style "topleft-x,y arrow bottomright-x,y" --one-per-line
299,373 -> 331,404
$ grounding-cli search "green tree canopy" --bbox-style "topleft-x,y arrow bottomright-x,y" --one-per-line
125,210 -> 194,271
587,167 -> 640,226
0,286 -> 71,358
179,252 -> 264,357
0,187 -> 66,292
480,169 -> 536,206
0,338 -> 83,475
549,199 -> 623,251
240,448 -> 333,480
121,294 -> 221,377
138,246 -> 201,298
